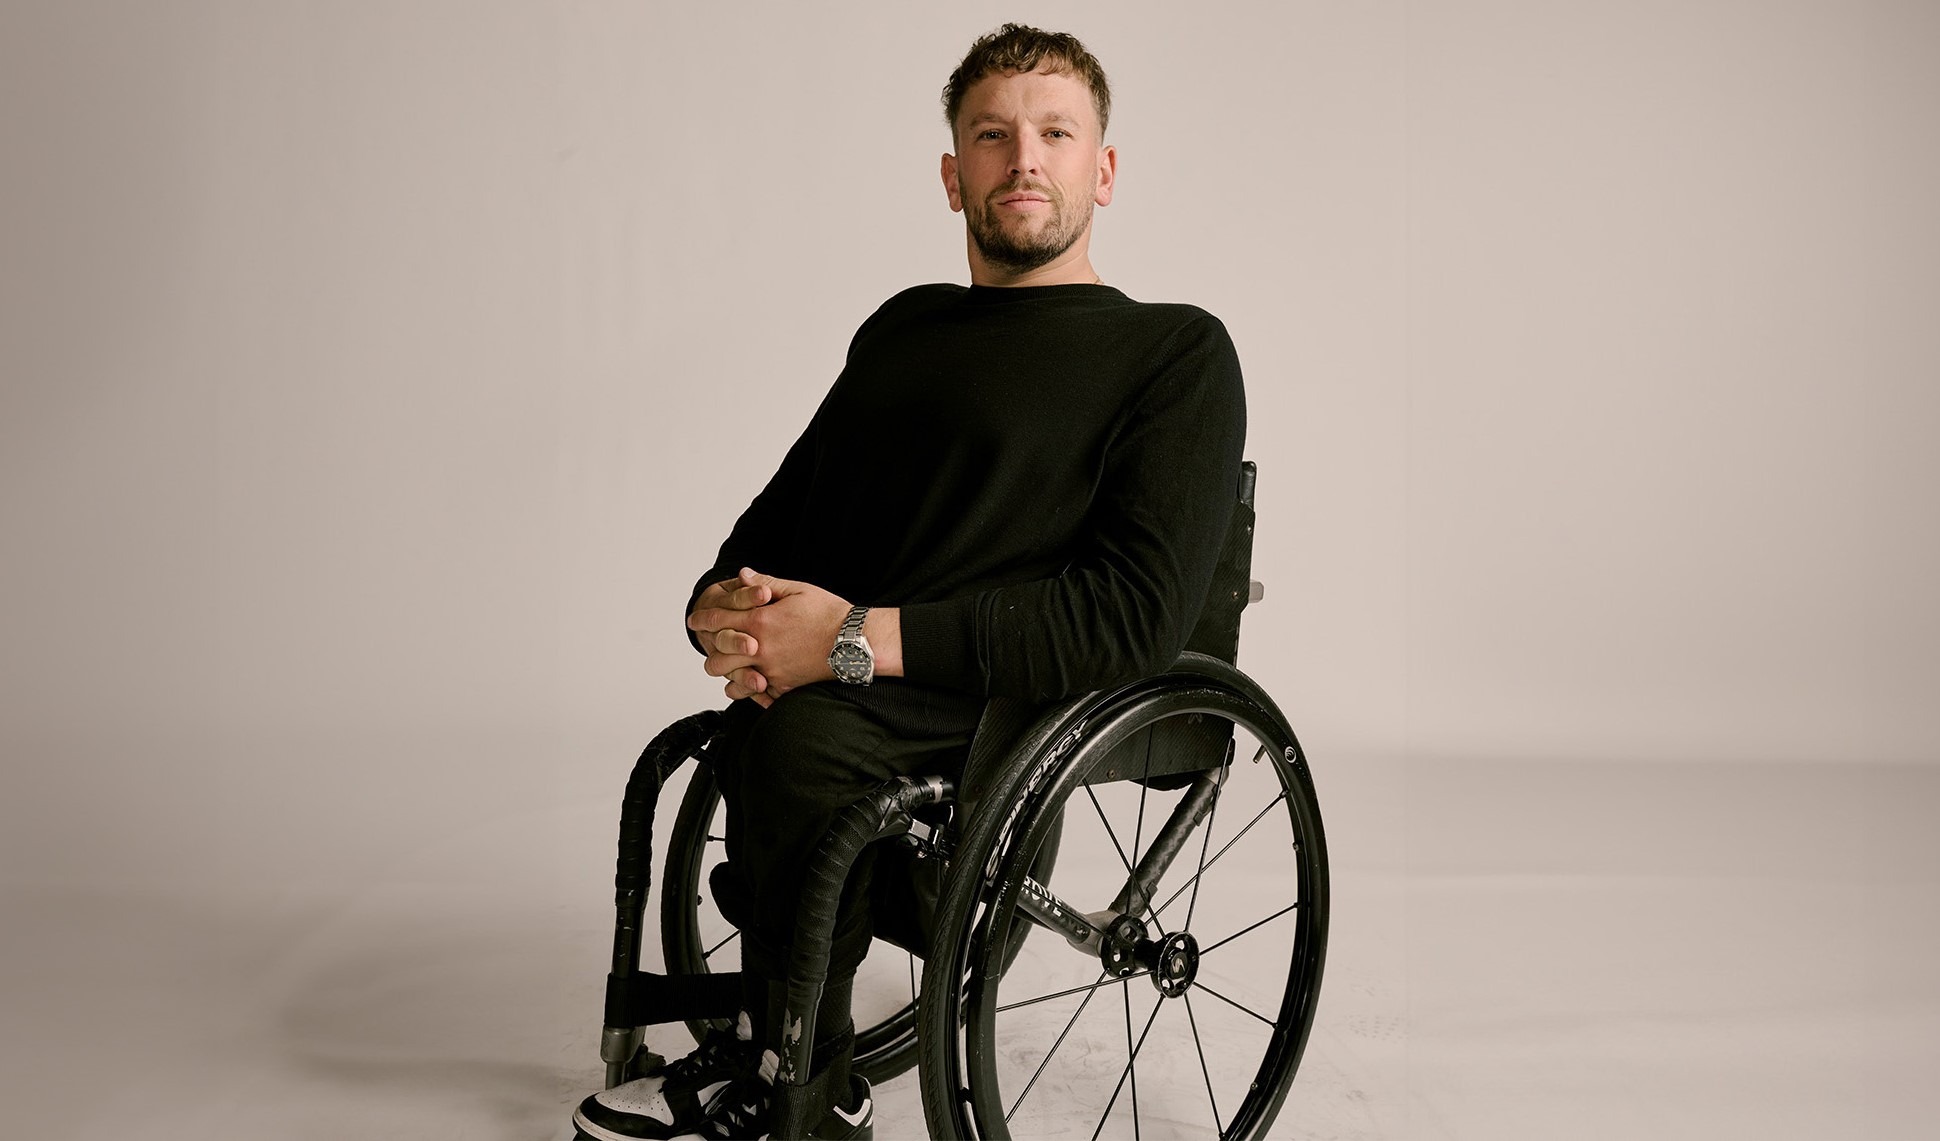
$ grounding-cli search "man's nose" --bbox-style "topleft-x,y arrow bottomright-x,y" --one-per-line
1007,136 -> 1042,178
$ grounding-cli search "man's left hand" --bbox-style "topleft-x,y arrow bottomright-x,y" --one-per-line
688,568 -> 850,707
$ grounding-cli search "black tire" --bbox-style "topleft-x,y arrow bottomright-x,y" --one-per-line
918,657 -> 1329,1139
660,761 -> 924,1084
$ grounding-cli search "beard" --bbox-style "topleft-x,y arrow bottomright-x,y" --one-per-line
965,183 -> 1094,273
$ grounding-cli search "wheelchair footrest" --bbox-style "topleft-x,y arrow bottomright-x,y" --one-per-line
604,969 -> 743,1027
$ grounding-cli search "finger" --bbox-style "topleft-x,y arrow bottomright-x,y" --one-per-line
723,667 -> 768,701
750,691 -> 774,709
695,578 -> 736,608
699,568 -> 770,607
723,581 -> 773,610
725,568 -> 776,609
710,629 -> 759,657
688,606 -> 754,634
732,567 -> 780,607
703,652 -> 758,679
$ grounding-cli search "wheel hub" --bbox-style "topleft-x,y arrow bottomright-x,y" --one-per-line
1098,913 -> 1146,977
1146,930 -> 1199,998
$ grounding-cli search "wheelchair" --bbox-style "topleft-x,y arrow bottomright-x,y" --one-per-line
594,463 -> 1329,1139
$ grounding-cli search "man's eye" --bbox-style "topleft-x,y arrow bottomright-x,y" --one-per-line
980,130 -> 1005,140
1047,129 -> 1070,139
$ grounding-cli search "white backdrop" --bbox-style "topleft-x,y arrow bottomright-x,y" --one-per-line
4,0 -> 1933,895
2,2 -> 1936,1136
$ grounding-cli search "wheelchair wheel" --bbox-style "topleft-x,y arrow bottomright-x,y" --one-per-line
919,660 -> 1329,1139
660,761 -> 924,1084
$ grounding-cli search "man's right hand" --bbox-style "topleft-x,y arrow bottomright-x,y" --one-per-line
692,567 -> 775,705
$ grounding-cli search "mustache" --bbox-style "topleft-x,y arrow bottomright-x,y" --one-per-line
988,181 -> 1057,203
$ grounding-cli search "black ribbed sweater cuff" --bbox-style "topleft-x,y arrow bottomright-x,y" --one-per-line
898,596 -> 984,695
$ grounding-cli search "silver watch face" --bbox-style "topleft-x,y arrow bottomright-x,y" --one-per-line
829,640 -> 873,683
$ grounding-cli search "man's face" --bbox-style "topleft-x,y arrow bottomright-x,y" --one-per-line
942,68 -> 1116,277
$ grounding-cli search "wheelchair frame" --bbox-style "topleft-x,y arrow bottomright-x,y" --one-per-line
594,463 -> 1330,1139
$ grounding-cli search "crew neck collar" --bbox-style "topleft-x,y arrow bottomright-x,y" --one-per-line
960,282 -> 1122,302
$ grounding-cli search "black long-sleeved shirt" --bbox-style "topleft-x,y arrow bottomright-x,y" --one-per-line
690,282 -> 1246,711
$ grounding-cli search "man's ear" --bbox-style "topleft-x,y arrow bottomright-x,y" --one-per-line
1094,145 -> 1118,208
941,152 -> 964,213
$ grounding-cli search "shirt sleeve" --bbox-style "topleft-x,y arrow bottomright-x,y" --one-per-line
896,313 -> 1247,702
681,294 -> 917,655
682,417 -> 819,654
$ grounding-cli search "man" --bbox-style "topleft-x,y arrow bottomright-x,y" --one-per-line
573,23 -> 1244,1141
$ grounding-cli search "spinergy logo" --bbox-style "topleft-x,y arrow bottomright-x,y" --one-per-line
1019,875 -> 1072,933
983,719 -> 1086,882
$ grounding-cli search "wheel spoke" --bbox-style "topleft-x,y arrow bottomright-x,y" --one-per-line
1088,990 -> 1165,1141
1184,993 -> 1226,1136
1194,979 -> 1277,1028
1183,757 -> 1229,932
995,969 -> 1150,1015
1086,785 -> 1139,883
1198,899 -> 1303,958
1084,787 -> 1168,935
1131,750 -> 1152,891
1150,789 -> 1288,921
1004,971 -> 1111,1123
1124,983 -> 1141,1141
702,928 -> 738,961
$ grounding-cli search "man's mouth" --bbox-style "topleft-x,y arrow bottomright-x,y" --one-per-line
995,186 -> 1052,207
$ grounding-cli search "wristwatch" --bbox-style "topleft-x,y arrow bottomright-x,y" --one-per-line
827,605 -> 874,685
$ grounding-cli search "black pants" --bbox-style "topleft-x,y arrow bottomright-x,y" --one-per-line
709,682 -> 981,989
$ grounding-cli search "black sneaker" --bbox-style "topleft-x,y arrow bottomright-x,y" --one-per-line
572,1016 -> 761,1141
810,1074 -> 873,1141
671,1057 -> 873,1141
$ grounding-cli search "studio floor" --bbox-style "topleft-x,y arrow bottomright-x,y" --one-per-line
6,753 -> 1936,1140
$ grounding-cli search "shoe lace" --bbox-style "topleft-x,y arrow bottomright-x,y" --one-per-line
660,1026 -> 750,1083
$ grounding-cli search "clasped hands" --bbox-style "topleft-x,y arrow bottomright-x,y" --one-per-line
688,567 -> 853,708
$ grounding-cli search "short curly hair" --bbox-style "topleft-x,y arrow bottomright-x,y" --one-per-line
942,23 -> 1112,141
